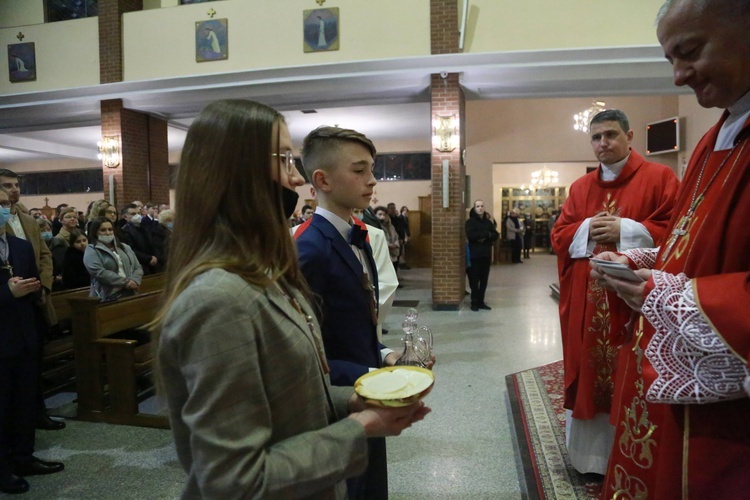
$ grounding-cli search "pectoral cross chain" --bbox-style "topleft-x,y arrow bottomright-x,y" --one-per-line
662,195 -> 702,263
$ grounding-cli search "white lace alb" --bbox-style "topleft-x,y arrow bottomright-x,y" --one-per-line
642,270 -> 750,404
622,247 -> 658,270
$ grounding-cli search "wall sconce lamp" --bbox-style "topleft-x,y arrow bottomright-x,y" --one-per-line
433,114 -> 458,152
97,136 -> 121,168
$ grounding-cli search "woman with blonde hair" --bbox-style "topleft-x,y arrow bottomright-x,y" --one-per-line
151,99 -> 429,499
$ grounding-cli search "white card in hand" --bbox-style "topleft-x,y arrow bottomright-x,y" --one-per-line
590,258 -> 645,282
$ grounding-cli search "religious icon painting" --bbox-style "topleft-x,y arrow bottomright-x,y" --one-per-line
7,42 -> 36,83
195,18 -> 228,62
303,8 -> 339,53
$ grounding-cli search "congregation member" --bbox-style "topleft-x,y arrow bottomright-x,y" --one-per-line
48,207 -> 79,290
0,189 -> 64,495
83,217 -> 142,301
120,204 -> 159,275
103,204 -> 119,225
295,125 -> 397,499
27,208 -> 42,220
140,203 -> 159,232
505,209 -> 524,264
37,218 -> 53,245
551,109 -> 679,475
50,203 -> 68,236
591,0 -> 750,497
150,209 -> 174,273
152,99 -> 429,499
61,230 -> 91,290
374,206 -> 400,273
0,169 -> 64,433
294,204 -> 314,225
398,206 -> 411,269
85,199 -> 111,235
361,205 -> 382,230
465,199 -> 499,311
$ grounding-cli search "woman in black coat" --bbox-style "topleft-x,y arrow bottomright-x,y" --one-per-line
465,200 -> 499,311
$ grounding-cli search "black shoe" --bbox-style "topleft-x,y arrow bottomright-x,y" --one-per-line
12,457 -> 64,477
478,303 -> 492,310
382,328 -> 389,335
36,415 -> 66,431
0,474 -> 29,494
470,305 -> 479,311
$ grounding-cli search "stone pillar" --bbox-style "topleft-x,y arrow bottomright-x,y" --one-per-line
430,0 -> 466,310
100,99 -> 169,208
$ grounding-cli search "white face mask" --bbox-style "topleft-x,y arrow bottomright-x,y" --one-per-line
130,215 -> 142,225
98,234 -> 115,244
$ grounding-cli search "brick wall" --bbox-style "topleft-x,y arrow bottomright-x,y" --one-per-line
430,1 -> 466,309
100,99 -> 168,208
148,116 -> 170,205
98,0 -> 143,84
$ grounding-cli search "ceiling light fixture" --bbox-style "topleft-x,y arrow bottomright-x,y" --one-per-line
573,101 -> 606,134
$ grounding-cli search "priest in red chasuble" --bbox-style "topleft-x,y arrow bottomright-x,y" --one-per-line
593,0 -> 750,497
551,109 -> 679,475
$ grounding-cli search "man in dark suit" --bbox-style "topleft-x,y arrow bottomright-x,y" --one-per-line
295,126 -> 396,500
0,169 -> 65,433
0,189 -> 64,495
120,204 -> 158,275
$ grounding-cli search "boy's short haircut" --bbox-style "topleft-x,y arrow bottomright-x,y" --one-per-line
300,126 -> 376,182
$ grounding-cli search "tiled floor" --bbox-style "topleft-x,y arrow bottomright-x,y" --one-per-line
382,253 -> 562,499
29,253 -> 563,499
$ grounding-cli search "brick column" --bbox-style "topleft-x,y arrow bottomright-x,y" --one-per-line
100,99 -> 169,208
430,0 -> 466,310
99,0 -> 142,84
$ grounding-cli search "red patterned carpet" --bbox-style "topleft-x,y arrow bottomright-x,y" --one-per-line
506,360 -> 602,499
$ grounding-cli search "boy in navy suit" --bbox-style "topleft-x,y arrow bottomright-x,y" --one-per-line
295,126 -> 396,499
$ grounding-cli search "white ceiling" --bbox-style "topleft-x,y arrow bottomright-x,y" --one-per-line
0,46 -> 684,165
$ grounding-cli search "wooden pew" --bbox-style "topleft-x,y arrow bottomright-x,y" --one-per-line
69,290 -> 167,428
42,273 -> 165,397
42,286 -> 90,396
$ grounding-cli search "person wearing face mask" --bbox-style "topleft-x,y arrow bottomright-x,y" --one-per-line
83,217 -> 142,301
0,189 -> 65,495
48,207 -> 79,291
37,218 -> 53,245
151,99 -> 429,499
61,230 -> 91,290
120,204 -> 158,275
150,209 -> 174,273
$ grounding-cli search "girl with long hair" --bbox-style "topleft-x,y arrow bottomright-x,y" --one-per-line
151,99 -> 428,499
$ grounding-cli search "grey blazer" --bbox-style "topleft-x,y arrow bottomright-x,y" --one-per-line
158,269 -> 368,499
83,241 -> 143,300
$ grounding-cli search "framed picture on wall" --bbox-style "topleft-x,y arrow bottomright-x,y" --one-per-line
303,8 -> 339,53
195,19 -> 228,62
7,42 -> 36,83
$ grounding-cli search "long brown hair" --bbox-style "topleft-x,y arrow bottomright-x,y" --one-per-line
150,99 -> 305,341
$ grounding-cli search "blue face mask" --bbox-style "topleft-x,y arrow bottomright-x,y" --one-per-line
166,222 -> 174,231
41,231 -> 53,241
0,206 -> 11,227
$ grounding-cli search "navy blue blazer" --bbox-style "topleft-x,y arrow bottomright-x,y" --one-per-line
0,234 -> 40,359
296,214 -> 384,386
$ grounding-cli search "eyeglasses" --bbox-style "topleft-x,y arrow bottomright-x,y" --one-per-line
272,151 -> 297,176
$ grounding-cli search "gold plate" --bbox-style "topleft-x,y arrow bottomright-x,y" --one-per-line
354,366 -> 435,407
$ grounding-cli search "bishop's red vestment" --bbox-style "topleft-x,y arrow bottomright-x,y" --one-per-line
602,113 -> 750,498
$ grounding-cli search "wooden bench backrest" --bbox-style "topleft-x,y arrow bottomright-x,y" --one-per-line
51,273 -> 164,323
68,290 -> 163,341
